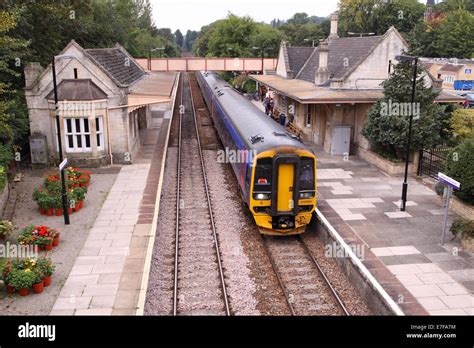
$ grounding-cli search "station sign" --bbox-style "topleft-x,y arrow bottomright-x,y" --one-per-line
59,158 -> 68,171
438,172 -> 460,190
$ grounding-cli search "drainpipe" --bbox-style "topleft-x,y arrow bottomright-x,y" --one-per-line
106,107 -> 113,165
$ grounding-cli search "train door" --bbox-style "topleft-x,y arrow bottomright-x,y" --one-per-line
277,163 -> 294,212
271,155 -> 299,229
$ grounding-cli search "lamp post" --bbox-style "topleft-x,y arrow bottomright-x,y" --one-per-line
253,46 -> 270,73
51,55 -> 74,225
395,54 -> 419,212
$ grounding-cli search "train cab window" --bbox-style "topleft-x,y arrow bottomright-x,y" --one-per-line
299,157 -> 315,192
254,158 -> 272,190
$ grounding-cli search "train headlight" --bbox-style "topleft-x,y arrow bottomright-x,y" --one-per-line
253,193 -> 271,200
299,192 -> 314,199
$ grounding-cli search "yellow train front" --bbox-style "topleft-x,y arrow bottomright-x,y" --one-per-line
197,72 -> 316,235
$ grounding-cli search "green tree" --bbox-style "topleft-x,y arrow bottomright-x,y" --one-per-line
207,14 -> 258,57
0,9 -> 29,167
174,29 -> 184,49
451,108 -> 474,141
339,0 -> 425,36
278,22 -> 323,46
362,61 -> 449,159
434,9 -> 474,58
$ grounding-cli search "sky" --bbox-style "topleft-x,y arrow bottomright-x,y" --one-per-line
150,0 -> 341,33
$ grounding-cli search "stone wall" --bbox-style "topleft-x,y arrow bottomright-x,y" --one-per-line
436,195 -> 474,221
356,147 -> 418,176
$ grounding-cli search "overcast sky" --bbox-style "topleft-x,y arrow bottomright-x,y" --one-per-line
150,0 -> 341,33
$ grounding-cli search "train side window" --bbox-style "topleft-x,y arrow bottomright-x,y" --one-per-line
300,157 -> 315,191
254,158 -> 272,190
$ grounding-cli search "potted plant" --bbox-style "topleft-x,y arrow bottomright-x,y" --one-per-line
18,225 -> 56,251
73,187 -> 86,211
33,188 -> 47,215
18,225 -> 35,247
51,228 -> 60,247
52,194 -> 63,216
0,220 -> 13,240
32,268 -> 44,294
0,259 -> 14,293
37,258 -> 54,287
8,269 -> 36,296
67,190 -> 76,214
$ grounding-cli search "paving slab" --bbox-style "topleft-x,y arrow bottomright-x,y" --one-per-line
311,146 -> 474,316
50,103 -> 174,315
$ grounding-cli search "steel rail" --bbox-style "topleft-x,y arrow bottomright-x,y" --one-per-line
261,235 -> 297,316
188,72 -> 231,315
172,73 -> 184,316
297,235 -> 350,316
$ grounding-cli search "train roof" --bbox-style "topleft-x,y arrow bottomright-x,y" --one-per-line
199,72 -> 311,155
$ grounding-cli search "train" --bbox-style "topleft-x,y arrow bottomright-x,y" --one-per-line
196,71 -> 317,235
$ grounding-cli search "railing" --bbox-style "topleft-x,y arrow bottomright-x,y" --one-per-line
418,148 -> 451,179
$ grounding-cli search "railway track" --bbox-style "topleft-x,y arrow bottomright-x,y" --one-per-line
172,72 -> 230,316
263,235 -> 350,316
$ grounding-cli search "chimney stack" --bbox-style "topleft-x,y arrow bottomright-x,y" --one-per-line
315,41 -> 330,85
329,12 -> 339,40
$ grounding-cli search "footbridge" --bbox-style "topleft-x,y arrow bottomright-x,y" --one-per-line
135,57 -> 278,72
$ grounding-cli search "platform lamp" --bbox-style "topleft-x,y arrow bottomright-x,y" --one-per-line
52,54 -> 74,225
395,54 -> 419,212
253,47 -> 270,73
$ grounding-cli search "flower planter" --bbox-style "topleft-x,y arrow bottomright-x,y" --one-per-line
39,208 -> 46,215
32,281 -> 44,294
46,208 -> 54,216
18,288 -> 29,296
53,236 -> 59,247
44,243 -> 53,251
55,208 -> 63,216
43,275 -> 51,287
68,207 -> 73,215
6,284 -> 15,294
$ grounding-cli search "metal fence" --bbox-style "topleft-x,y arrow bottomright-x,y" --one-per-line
418,148 -> 451,179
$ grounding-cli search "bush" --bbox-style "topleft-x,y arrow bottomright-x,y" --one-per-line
446,138 -> 474,205
451,108 -> 474,142
450,218 -> 474,239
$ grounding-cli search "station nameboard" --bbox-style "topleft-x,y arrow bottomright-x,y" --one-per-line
438,172 -> 461,190
59,158 -> 68,171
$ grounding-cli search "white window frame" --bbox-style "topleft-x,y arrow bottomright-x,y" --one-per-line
63,117 -> 91,153
95,116 -> 104,151
443,75 -> 454,83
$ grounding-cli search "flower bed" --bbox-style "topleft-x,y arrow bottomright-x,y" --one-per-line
18,225 -> 60,251
33,167 -> 92,216
1,257 -> 55,296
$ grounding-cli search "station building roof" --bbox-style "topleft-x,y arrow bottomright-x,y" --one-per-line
249,74 -> 464,104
